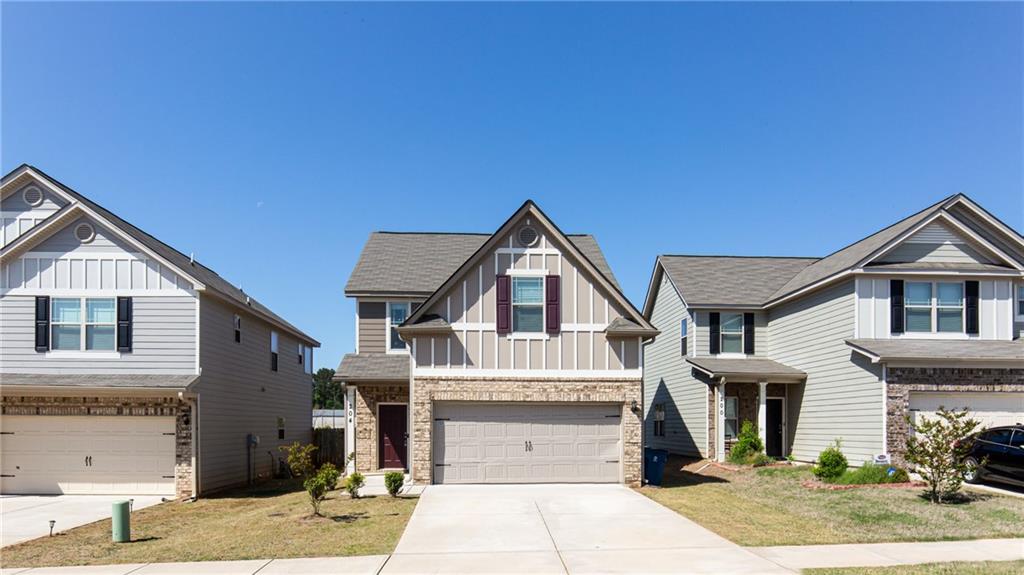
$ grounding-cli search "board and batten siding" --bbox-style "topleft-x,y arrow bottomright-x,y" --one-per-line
767,280 -> 883,465
643,274 -> 705,456
195,296 -> 312,493
0,294 -> 197,374
1,183 -> 66,247
411,225 -> 640,374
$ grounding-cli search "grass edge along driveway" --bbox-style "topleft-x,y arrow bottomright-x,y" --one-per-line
638,457 -> 1024,546
805,560 -> 1024,575
1,479 -> 418,568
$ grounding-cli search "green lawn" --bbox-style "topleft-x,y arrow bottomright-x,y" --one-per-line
2,480 -> 418,568
638,457 -> 1024,546
804,561 -> 1024,575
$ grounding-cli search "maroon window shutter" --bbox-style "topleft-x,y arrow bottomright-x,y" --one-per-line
495,275 -> 511,334
545,275 -> 561,334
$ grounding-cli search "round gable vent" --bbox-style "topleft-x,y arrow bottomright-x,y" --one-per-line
517,225 -> 539,248
22,185 -> 43,207
74,222 -> 95,243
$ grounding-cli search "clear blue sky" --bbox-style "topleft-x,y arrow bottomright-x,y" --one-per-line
3,2 -> 1021,369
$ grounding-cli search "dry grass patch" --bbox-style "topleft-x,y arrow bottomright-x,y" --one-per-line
805,560 -> 1024,575
2,479 -> 418,568
638,457 -> 1024,546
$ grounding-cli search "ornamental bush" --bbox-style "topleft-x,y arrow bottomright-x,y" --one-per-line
905,407 -> 981,503
305,463 -> 340,516
832,463 -> 909,485
727,421 -> 765,464
813,439 -> 848,480
344,471 -> 366,499
384,471 -> 405,497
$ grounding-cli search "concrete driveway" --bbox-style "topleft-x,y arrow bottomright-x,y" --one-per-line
1,494 -> 165,547
384,484 -> 791,574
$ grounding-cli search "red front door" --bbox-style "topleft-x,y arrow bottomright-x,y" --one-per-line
378,404 -> 408,469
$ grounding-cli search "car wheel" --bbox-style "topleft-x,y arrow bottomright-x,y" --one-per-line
963,456 -> 981,484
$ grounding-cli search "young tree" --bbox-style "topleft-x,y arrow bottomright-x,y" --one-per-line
904,407 -> 982,504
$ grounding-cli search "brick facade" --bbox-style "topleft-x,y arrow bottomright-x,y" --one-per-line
885,367 -> 1024,466
353,384 -> 410,473
0,394 -> 195,499
410,377 -> 643,486
707,382 -> 788,458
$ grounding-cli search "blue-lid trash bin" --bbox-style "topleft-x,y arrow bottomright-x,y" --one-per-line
644,448 -> 669,486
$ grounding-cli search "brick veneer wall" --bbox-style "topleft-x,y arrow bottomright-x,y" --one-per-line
0,395 -> 194,499
709,382 -> 788,458
411,377 -> 643,486
353,384 -> 410,473
886,367 -> 1024,466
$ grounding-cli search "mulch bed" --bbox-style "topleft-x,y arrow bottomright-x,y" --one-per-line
800,478 -> 927,490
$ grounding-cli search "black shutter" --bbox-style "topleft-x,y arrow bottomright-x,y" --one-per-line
965,280 -> 979,335
890,280 -> 904,335
34,296 -> 50,352
495,275 -> 511,334
117,297 -> 133,352
743,313 -> 755,355
545,275 -> 561,334
709,312 -> 721,355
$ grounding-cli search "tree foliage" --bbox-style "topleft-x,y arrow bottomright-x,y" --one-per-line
312,367 -> 342,409
280,441 -> 317,478
904,407 -> 982,504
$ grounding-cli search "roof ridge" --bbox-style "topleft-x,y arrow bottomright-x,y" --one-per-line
660,254 -> 820,260
370,230 -> 594,237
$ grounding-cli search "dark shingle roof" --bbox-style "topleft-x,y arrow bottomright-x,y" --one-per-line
4,165 -> 317,345
605,317 -> 660,338
685,357 -> 806,381
659,256 -> 817,307
345,232 -> 620,296
333,353 -> 409,382
846,339 -> 1024,363
0,373 -> 199,389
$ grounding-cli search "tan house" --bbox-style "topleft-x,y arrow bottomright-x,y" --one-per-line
642,194 -> 1024,467
336,201 -> 657,485
1,165 -> 319,499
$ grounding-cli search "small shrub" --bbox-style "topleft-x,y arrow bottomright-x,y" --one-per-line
728,421 -> 764,462
813,439 -> 848,480
832,463 -> 910,485
344,471 -> 366,498
905,407 -> 982,503
304,463 -> 341,516
279,442 -> 317,478
384,471 -> 404,497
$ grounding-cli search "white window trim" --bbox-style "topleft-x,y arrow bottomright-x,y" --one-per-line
50,297 -> 117,352
718,312 -> 745,357
724,396 -> 739,440
900,280 -> 968,337
1016,284 -> 1024,321
509,273 -> 546,337
386,301 -> 412,354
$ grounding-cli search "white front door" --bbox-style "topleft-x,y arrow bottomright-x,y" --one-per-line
909,392 -> 1024,431
432,402 -> 622,484
0,415 -> 176,495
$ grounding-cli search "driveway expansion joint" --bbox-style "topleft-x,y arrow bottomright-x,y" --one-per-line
534,501 -> 569,575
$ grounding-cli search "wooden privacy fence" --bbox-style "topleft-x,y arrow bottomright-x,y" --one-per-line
313,427 -> 346,468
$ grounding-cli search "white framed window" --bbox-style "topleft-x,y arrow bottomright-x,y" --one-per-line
51,298 -> 116,351
680,319 -> 688,356
388,302 -> 410,351
270,330 -> 279,372
298,343 -> 313,374
233,314 -> 241,343
720,313 -> 743,354
724,396 -> 739,440
653,403 -> 666,437
512,276 -> 544,333
905,281 -> 964,334
1017,285 -> 1024,319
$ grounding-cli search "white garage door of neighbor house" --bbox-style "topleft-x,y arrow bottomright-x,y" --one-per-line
910,392 -> 1024,431
0,416 -> 176,496
433,402 -> 622,484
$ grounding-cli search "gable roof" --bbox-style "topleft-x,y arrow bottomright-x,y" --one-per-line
400,200 -> 655,333
1,164 -> 318,346
652,255 -> 817,309
346,232 -> 621,297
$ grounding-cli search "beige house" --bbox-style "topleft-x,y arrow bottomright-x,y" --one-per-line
643,194 -> 1024,467
0,165 -> 318,499
336,201 -> 657,485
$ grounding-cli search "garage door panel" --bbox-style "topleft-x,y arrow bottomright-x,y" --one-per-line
0,415 -> 175,496
910,392 -> 1024,431
433,402 -> 622,484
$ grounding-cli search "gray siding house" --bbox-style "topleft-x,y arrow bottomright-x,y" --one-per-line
643,194 -> 1024,466
335,201 -> 658,485
0,165 -> 319,499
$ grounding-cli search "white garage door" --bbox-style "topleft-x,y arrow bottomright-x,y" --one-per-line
0,416 -> 176,495
433,402 -> 622,484
910,392 -> 1024,431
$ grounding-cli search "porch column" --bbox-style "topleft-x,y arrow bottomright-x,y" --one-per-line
758,381 -> 768,448
345,385 -> 356,474
716,378 -> 726,462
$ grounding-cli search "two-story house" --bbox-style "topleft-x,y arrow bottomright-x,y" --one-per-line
643,194 -> 1024,467
335,201 -> 658,485
0,165 -> 319,499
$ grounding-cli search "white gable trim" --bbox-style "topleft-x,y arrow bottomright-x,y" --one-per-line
947,196 -> 1024,252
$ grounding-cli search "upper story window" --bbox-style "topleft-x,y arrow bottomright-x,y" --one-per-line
233,314 -> 241,343
389,302 -> 410,351
51,298 -> 116,351
905,281 -> 963,333
512,276 -> 544,332
270,330 -> 279,371
680,319 -> 688,356
720,313 -> 743,354
298,343 -> 313,374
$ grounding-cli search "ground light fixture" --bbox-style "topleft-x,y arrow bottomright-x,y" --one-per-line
48,520 -> 55,536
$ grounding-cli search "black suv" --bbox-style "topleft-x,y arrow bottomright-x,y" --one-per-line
961,425 -> 1024,488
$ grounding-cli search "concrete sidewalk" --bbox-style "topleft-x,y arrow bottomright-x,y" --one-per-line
748,538 -> 1024,571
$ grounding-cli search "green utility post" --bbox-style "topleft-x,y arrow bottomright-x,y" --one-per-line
111,500 -> 131,543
